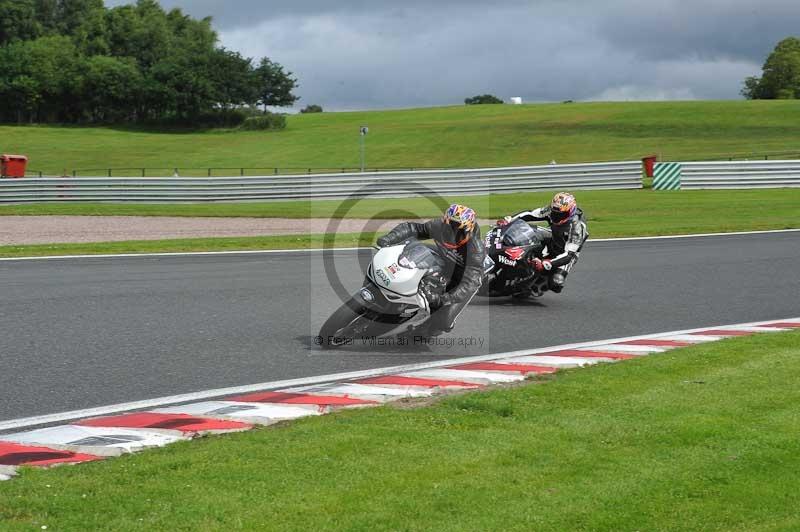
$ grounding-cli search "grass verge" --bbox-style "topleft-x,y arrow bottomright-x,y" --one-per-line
1,331 -> 798,530
0,233 -> 376,258
3,189 -> 800,225
1,189 -> 798,257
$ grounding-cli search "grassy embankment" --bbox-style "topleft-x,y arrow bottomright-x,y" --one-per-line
1,330 -> 799,530
3,100 -> 800,175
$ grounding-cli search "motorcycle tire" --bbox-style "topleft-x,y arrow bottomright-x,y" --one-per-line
318,298 -> 388,349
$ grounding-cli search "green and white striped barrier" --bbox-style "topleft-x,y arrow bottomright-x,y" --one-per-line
653,162 -> 682,190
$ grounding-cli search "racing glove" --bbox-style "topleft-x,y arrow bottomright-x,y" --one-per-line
421,284 -> 446,311
376,235 -> 392,248
531,258 -> 553,272
496,216 -> 512,226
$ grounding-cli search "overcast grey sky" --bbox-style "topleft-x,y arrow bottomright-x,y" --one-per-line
107,0 -> 800,110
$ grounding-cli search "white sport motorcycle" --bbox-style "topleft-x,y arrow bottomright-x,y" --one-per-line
318,240 -> 447,348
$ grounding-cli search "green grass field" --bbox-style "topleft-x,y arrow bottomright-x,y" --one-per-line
3,100 -> 800,176
0,233 -> 375,258
2,331 -> 798,531
3,189 -> 799,228
1,189 -> 798,257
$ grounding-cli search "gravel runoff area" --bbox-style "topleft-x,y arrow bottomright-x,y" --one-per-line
0,216 -> 493,245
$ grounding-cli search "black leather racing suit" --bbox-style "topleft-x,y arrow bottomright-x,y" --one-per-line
377,219 -> 485,333
509,206 -> 588,293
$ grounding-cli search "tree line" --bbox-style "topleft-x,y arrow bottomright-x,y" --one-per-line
0,0 -> 299,125
742,37 -> 800,100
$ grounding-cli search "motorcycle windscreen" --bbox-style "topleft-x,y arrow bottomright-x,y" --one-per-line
502,219 -> 539,246
399,241 -> 446,275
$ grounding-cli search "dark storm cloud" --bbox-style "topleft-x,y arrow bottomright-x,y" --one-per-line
107,0 -> 537,30
592,0 -> 800,62
105,1 -> 800,109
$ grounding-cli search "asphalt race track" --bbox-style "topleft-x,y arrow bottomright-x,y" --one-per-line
1,231 -> 798,422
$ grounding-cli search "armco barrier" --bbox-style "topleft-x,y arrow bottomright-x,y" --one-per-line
681,160 -> 800,189
0,161 -> 642,203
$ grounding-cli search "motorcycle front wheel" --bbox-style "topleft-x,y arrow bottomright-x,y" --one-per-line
318,298 -> 392,349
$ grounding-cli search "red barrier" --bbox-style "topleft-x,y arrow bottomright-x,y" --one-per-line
642,155 -> 658,177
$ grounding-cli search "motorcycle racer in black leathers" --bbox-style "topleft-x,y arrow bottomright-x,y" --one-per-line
500,192 -> 588,294
376,204 -> 485,336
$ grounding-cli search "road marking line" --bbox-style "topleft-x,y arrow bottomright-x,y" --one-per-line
655,334 -> 724,343
1,425 -> 187,457
449,362 -> 558,375
151,402 -> 319,424
503,355 -> 608,367
1,229 -> 797,262
401,368 -> 525,384
281,383 -> 435,400
2,317 -> 796,434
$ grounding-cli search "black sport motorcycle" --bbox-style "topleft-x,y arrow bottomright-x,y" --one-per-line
479,218 -> 552,298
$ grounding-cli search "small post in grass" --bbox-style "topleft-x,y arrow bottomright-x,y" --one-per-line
359,126 -> 369,172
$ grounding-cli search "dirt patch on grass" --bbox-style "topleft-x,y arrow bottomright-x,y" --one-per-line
0,216 -> 409,245
0,216 -> 497,245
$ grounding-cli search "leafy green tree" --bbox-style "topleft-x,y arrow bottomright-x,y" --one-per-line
68,0 -> 109,56
34,0 -> 58,34
55,0 -> 104,36
742,37 -> 800,99
210,48 -> 258,110
83,55 -> 141,121
254,57 -> 299,110
0,35 -> 83,121
107,2 -> 172,69
2,75 -> 40,122
0,0 -> 42,45
148,54 -> 210,120
465,94 -> 504,105
740,76 -> 763,99
0,0 -> 299,125
300,104 -> 323,113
